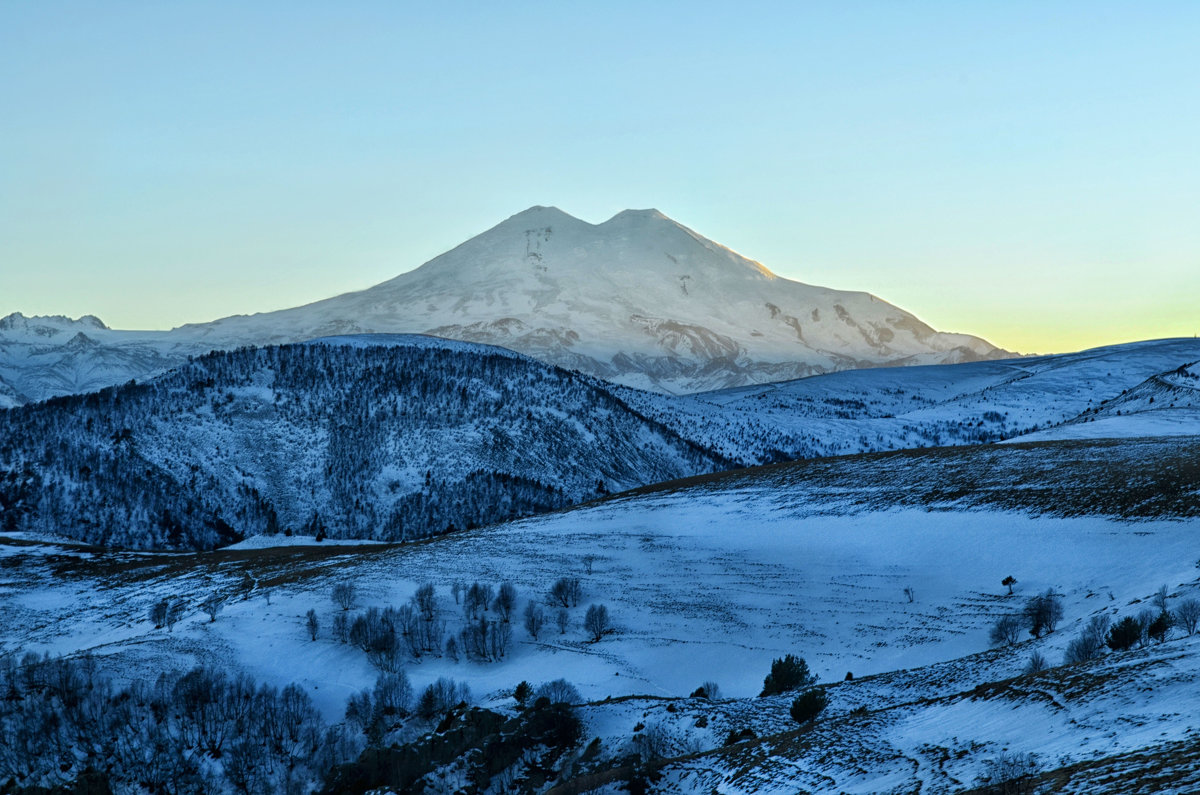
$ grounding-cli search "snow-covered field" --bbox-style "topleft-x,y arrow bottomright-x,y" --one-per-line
4,431 -> 1199,791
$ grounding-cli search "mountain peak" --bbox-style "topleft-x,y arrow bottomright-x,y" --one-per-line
0,312 -> 109,334
501,205 -> 578,225
604,208 -> 668,224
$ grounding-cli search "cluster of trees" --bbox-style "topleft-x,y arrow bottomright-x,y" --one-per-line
0,648 -> 596,794
0,342 -> 720,550
329,675 -> 584,793
1062,586 -> 1199,665
989,590 -> 1065,646
319,578 -> 614,672
758,654 -> 828,726
995,585 -> 1200,671
0,652 -> 357,793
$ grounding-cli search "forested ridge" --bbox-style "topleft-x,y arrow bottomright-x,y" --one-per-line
0,339 -> 724,549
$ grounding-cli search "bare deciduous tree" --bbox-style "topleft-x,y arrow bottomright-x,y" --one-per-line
306,609 -> 319,641
1152,584 -> 1170,613
494,582 -> 517,623
555,608 -> 570,635
413,583 -> 437,622
150,600 -> 168,629
1064,615 -> 1109,664
1024,651 -> 1049,674
165,599 -> 185,632
488,620 -> 512,659
584,604 -> 611,642
200,593 -> 224,623
332,612 -> 350,643
989,614 -> 1023,646
548,577 -> 582,608
332,583 -> 356,612
464,582 -> 493,620
1023,590 -> 1064,637
533,678 -> 580,705
523,601 -> 545,640
1175,598 -> 1200,635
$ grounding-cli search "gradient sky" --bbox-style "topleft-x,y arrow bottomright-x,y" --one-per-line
2,2 -> 1197,353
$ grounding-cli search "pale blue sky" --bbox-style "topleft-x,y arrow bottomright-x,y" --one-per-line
2,1 -> 1197,352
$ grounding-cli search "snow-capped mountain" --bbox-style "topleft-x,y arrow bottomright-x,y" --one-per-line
175,206 -> 1009,393
0,207 -> 1011,404
0,312 -> 209,407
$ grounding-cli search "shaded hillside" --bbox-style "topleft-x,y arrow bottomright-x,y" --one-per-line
0,336 -> 723,549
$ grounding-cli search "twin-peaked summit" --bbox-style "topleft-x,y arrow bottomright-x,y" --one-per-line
177,206 -> 1009,393
0,207 -> 1010,403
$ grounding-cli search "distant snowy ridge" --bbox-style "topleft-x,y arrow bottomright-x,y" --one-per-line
0,206 -> 1012,403
616,336 -> 1200,465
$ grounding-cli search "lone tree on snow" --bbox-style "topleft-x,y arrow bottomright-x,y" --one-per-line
332,583 -> 356,611
149,600 -> 169,629
200,593 -> 224,623
1002,575 -> 1017,595
584,604 -> 611,642
165,599 -> 185,632
989,614 -> 1023,646
306,609 -> 319,641
1175,598 -> 1200,635
523,601 -> 545,640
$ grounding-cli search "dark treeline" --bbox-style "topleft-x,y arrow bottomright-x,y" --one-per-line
0,652 -> 349,793
0,652 -> 584,795
0,341 -> 723,549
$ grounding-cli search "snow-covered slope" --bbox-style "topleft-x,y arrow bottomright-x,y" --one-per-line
616,337 -> 1200,465
0,335 -> 722,549
175,206 -> 1007,393
0,207 -> 1009,402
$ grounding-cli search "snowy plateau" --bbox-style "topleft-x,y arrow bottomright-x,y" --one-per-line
0,206 -> 1010,406
1,209 -> 1199,793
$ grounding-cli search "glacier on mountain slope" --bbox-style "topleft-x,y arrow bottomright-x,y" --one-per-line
0,206 -> 1010,403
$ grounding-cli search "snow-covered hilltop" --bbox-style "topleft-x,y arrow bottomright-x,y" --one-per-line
175,206 -> 1009,393
0,336 -> 722,549
0,207 -> 1011,404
